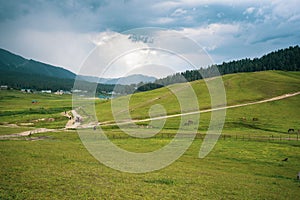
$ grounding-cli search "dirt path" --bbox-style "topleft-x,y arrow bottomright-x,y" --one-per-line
1,109 -> 91,140
0,128 -> 56,139
1,91 -> 299,139
99,91 -> 300,126
65,110 -> 82,129
64,110 -> 89,129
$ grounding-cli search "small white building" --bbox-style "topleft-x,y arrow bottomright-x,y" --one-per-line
21,88 -> 32,93
0,85 -> 8,90
41,90 -> 52,94
54,90 -> 64,95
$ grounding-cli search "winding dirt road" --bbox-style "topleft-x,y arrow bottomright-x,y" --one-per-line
99,91 -> 300,126
0,128 -> 56,139
0,91 -> 299,139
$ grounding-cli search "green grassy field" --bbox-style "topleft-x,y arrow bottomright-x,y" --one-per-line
96,71 -> 300,122
154,94 -> 300,137
0,91 -> 71,129
0,70 -> 300,199
0,131 -> 299,199
0,126 -> 34,136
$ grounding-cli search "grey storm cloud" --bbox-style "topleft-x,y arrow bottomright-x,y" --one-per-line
0,0 -> 299,76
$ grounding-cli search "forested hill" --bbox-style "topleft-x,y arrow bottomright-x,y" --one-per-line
1,46 -> 299,93
0,48 -> 76,79
154,45 -> 300,86
0,48 -> 76,91
0,48 -> 151,93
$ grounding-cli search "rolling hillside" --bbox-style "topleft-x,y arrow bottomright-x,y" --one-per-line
1,70 -> 300,200
95,71 -> 300,122
0,48 -> 77,90
154,45 -> 300,87
0,48 -> 76,79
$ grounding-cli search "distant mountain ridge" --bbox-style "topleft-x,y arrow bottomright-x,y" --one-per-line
0,48 -> 76,79
77,74 -> 156,85
0,48 -> 156,91
1,46 -> 299,93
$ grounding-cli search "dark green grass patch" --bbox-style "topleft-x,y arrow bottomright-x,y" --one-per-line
0,131 -> 299,199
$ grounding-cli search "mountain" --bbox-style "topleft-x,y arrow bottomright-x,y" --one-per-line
0,48 -> 76,79
78,74 -> 156,85
1,46 -> 299,93
0,48 -> 155,91
0,48 -> 80,91
104,74 -> 156,85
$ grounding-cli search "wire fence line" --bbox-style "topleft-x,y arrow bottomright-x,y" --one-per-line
101,132 -> 300,142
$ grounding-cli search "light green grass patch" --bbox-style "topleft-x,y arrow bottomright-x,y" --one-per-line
0,126 -> 34,136
0,131 -> 299,199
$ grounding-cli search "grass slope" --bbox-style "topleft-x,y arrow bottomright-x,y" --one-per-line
0,91 -> 71,129
0,70 -> 300,199
96,71 -> 300,122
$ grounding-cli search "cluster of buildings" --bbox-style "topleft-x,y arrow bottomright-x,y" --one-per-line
20,88 -> 72,95
0,85 -> 71,95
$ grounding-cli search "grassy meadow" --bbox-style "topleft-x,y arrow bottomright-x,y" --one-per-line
96,71 -> 300,122
1,132 -> 299,199
0,90 -> 72,129
0,70 -> 300,199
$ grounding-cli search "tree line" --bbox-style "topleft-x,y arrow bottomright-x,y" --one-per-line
1,46 -> 299,94
154,45 -> 300,87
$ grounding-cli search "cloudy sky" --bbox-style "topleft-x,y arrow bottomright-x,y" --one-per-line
0,0 -> 299,77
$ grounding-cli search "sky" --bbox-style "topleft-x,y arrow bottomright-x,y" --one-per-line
0,0 -> 300,78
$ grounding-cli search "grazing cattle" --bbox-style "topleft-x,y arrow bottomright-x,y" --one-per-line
297,172 -> 300,180
282,158 -> 288,161
252,118 -> 259,121
239,117 -> 246,121
288,129 -> 295,133
184,120 -> 194,126
48,118 -> 55,122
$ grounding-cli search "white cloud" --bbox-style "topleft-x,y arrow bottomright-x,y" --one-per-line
271,0 -> 300,20
154,0 -> 262,9
80,28 -> 214,78
178,23 -> 240,53
171,8 -> 187,17
150,17 -> 175,25
0,0 -> 299,76
90,31 -> 121,46
0,28 -> 94,73
243,7 -> 255,15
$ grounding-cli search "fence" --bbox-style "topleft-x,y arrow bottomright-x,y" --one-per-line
102,132 -> 299,142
